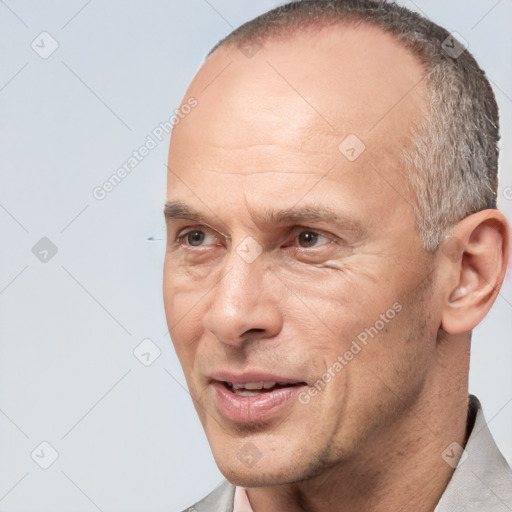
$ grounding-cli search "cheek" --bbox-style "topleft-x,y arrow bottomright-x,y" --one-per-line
164,260 -> 208,327
292,268 -> 426,400
276,263 -> 391,347
337,293 -> 433,417
163,274 -> 209,369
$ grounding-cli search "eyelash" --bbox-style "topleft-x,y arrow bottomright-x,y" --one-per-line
175,226 -> 332,249
176,227 -> 220,247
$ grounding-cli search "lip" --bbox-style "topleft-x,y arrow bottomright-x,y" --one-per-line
209,371 -> 307,423
209,371 -> 305,386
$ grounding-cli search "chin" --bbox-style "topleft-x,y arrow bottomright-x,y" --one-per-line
213,444 -> 328,489
219,464 -> 298,488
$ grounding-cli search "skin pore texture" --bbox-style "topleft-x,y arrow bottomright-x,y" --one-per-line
163,23 -> 509,512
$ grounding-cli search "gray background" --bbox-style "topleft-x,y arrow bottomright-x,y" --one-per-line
0,1 -> 511,511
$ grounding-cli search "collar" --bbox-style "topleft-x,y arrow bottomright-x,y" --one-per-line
234,395 -> 512,512
233,485 -> 253,512
434,394 -> 512,511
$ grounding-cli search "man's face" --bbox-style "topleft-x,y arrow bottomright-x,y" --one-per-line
164,25 -> 441,486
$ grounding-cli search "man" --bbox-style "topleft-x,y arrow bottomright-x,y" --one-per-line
163,1 -> 512,510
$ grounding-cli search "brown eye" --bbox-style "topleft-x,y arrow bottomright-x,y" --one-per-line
297,231 -> 319,247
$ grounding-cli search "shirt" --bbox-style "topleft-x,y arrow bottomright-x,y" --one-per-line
233,486 -> 253,512
232,395 -> 512,512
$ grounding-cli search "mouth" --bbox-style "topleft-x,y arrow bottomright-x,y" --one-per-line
209,373 -> 307,423
221,380 -> 304,396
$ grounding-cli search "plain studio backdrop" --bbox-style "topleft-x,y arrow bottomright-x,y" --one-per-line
0,1 -> 511,511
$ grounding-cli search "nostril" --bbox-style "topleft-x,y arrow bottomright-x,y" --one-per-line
240,328 -> 268,340
246,328 -> 265,334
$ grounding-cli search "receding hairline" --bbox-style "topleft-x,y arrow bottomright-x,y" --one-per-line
202,0 -> 500,252
206,12 -> 431,135
206,2 -> 436,71
208,14 -> 422,65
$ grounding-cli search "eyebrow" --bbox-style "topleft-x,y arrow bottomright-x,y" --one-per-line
163,200 -> 366,235
164,201 -> 207,222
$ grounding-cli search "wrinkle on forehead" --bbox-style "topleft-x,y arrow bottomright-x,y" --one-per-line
206,169 -> 322,176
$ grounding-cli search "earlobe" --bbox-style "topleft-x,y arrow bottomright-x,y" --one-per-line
439,210 -> 510,335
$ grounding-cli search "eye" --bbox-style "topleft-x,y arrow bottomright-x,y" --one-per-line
177,228 -> 218,247
185,230 -> 206,246
296,230 -> 331,248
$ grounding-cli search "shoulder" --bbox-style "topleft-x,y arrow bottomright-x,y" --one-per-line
179,480 -> 236,512
436,395 -> 512,511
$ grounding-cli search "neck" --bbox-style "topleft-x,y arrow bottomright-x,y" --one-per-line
247,335 -> 471,512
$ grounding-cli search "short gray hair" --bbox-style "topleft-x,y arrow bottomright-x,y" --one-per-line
208,0 -> 499,251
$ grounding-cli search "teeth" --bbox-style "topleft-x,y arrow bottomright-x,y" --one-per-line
230,381 -> 278,391
232,381 -> 263,390
233,389 -> 263,396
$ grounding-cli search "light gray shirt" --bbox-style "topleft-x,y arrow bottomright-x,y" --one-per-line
182,395 -> 512,511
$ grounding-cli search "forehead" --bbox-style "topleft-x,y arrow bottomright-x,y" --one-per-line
167,24 -> 426,225
177,24 -> 425,143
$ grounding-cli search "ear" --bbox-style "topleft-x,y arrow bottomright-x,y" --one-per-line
439,209 -> 510,334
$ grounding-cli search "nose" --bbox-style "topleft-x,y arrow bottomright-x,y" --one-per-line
204,247 -> 283,347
